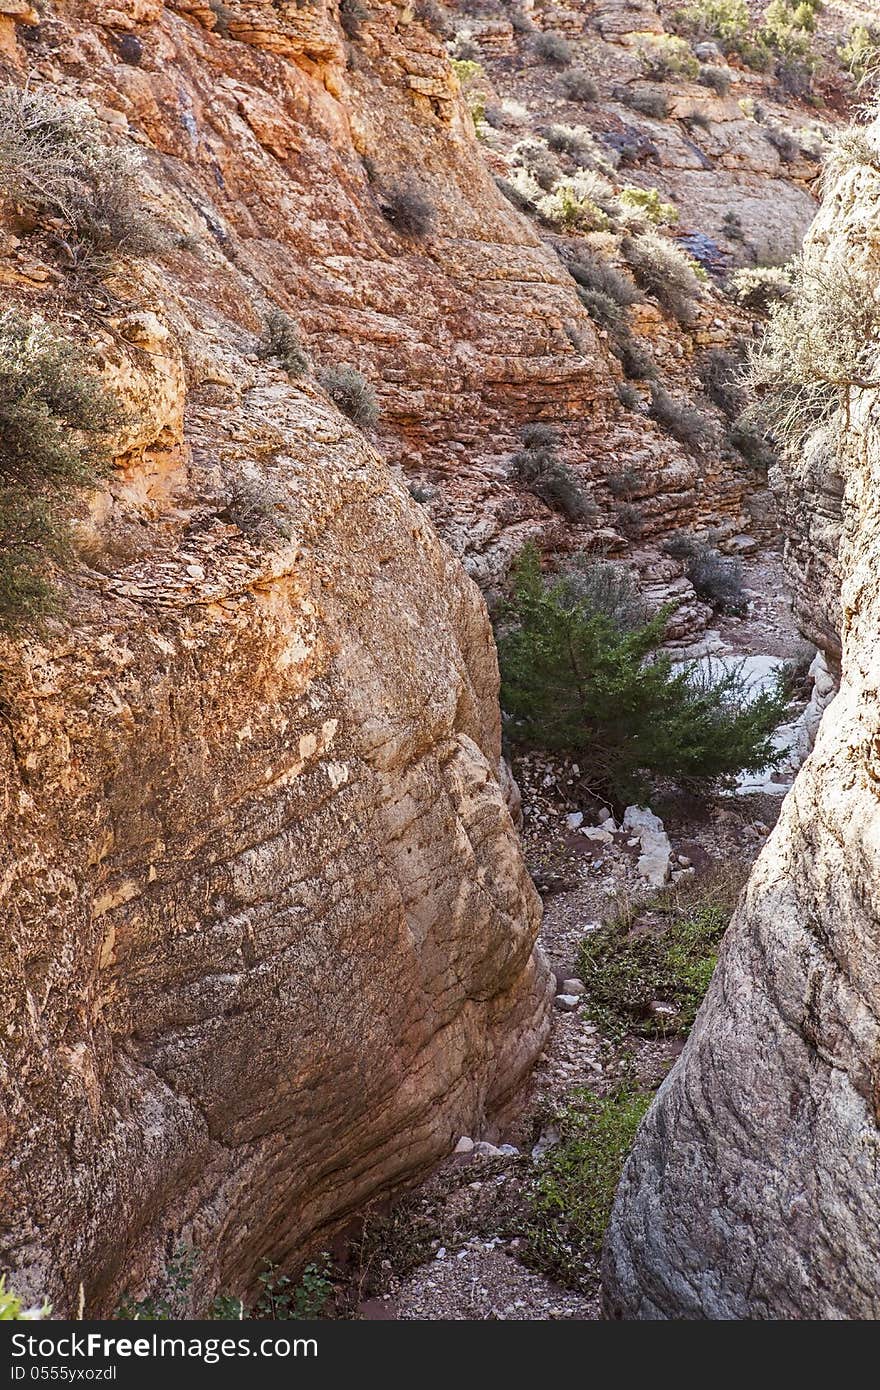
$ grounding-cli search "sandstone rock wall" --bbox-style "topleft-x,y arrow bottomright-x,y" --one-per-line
602,115 -> 880,1320
0,0 -> 555,1317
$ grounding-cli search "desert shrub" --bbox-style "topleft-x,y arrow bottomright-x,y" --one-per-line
538,181 -> 609,232
525,1083 -> 651,1287
838,25 -> 880,85
763,122 -> 800,163
698,64 -> 733,96
697,346 -> 745,417
721,209 -> 745,242
638,35 -> 700,82
380,180 -> 435,238
577,862 -> 747,1040
673,0 -> 750,49
497,545 -> 788,800
569,251 -> 642,308
728,264 -> 792,313
746,257 -> 880,449
533,31 -> 573,68
510,7 -> 533,34
622,232 -> 703,325
317,364 -> 379,429
0,85 -> 166,265
0,309 -> 123,632
612,85 -> 669,119
223,474 -> 293,544
560,69 -> 598,103
728,419 -> 777,470
509,430 -> 596,522
824,125 -> 880,181
544,124 -> 606,169
510,137 -> 560,191
255,1258 -> 334,1320
578,287 -> 625,332
617,185 -> 678,226
257,309 -> 308,378
649,384 -> 715,449
613,332 -> 657,380
615,502 -> 645,538
339,0 -> 369,39
616,381 -> 642,410
666,533 -> 746,612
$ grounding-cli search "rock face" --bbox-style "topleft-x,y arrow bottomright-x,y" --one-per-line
602,117 -> 880,1320
0,1 -> 554,1317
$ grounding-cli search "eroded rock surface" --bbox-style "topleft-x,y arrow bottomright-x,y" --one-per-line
602,115 -> 880,1321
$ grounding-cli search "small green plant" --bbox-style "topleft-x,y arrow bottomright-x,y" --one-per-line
0,309 -> 123,632
116,1245 -> 198,1320
838,25 -> 880,84
257,309 -> 308,378
637,34 -> 700,82
698,64 -> 733,96
666,532 -> 747,613
256,1257 -> 333,1320
509,428 -> 596,523
0,1276 -> 50,1321
617,185 -> 678,226
538,180 -> 608,232
497,546 -> 788,801
569,252 -> 641,308
560,69 -> 598,102
728,264 -> 792,314
209,1294 -> 245,1320
674,0 -> 750,48
533,31 -> 573,68
649,383 -> 714,450
525,1084 -> 651,1288
577,864 -> 746,1039
317,364 -> 379,429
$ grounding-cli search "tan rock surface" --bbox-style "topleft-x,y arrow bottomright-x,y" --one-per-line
602,116 -> 880,1321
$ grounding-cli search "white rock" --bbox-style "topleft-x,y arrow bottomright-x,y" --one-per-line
472,1141 -> 503,1157
561,978 -> 585,995
582,826 -> 613,844
623,805 -> 672,888
454,1135 -> 474,1154
566,811 -> 584,830
554,993 -> 581,1011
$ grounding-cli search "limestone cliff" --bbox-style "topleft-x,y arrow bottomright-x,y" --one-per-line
602,112 -> 880,1320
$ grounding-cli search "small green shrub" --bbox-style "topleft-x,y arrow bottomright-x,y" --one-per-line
838,25 -> 880,84
578,287 -> 625,331
525,1084 -> 651,1287
614,332 -> 657,380
728,264 -> 792,314
577,863 -> 747,1039
638,34 -> 700,82
698,64 -> 733,96
666,533 -> 747,613
116,1246 -> 198,1320
256,1257 -> 333,1320
223,474 -> 293,544
560,69 -> 598,103
317,364 -> 379,429
380,180 -> 435,238
674,0 -> 750,48
257,309 -> 308,378
0,85 -> 166,265
497,545 -> 788,800
569,252 -> 641,308
538,181 -> 609,232
533,31 -> 573,68
510,137 -> 560,191
649,383 -> 715,450
613,85 -> 669,119
617,185 -> 678,226
698,346 -> 746,417
0,309 -> 124,632
509,430 -> 596,523
622,232 -> 703,326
